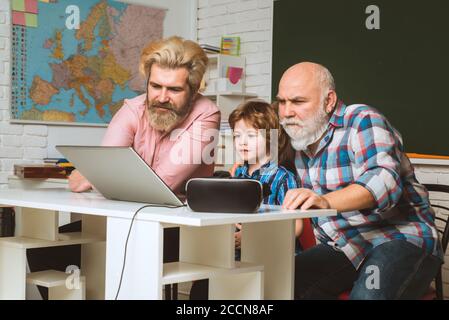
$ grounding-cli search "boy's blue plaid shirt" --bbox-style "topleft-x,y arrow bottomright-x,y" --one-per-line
234,161 -> 298,205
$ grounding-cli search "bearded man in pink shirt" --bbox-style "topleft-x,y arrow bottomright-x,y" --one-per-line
69,36 -> 221,194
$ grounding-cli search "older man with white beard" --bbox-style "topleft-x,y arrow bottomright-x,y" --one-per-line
277,62 -> 442,300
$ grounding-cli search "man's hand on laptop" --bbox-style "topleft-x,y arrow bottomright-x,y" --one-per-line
68,170 -> 93,192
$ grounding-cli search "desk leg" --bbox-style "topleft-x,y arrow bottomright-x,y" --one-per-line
180,225 -> 264,300
0,246 -> 27,300
242,220 -> 295,299
15,207 -> 58,241
81,215 -> 106,300
105,217 -> 163,300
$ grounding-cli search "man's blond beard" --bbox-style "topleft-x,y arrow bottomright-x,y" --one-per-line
280,103 -> 330,151
147,99 -> 193,132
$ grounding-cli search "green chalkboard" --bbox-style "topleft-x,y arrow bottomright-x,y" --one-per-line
272,0 -> 449,156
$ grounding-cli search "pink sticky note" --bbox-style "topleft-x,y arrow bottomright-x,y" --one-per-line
12,11 -> 26,26
25,0 -> 38,14
227,67 -> 243,84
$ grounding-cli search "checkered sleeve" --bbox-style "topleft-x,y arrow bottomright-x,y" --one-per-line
350,110 -> 404,213
233,166 -> 244,177
276,170 -> 299,206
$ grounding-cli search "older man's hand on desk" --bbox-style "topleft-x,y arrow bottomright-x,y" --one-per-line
68,169 -> 92,192
282,188 -> 331,210
283,184 -> 376,212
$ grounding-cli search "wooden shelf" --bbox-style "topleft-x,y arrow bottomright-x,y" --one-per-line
162,261 -> 263,285
409,158 -> 449,166
27,270 -> 85,288
0,232 -> 104,249
207,54 -> 219,60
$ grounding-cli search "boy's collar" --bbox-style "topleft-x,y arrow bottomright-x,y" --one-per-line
243,160 -> 277,176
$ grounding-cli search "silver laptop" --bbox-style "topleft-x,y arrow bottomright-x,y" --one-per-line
56,146 -> 184,207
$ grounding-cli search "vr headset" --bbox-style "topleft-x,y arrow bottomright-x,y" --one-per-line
186,175 -> 270,213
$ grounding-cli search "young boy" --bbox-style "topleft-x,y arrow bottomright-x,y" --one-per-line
189,100 -> 304,299
228,100 -> 303,258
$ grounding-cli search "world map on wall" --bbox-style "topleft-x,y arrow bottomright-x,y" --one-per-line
11,0 -> 165,125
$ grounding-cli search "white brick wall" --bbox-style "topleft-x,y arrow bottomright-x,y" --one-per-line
0,0 -> 48,185
197,0 -> 273,101
24,125 -> 48,136
412,164 -> 449,299
2,135 -> 22,147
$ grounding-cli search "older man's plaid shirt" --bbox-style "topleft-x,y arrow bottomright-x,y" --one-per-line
295,102 -> 442,268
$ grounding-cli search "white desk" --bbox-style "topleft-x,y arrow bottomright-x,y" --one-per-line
0,188 -> 336,300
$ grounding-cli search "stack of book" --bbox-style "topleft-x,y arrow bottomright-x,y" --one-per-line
44,158 -> 75,174
14,164 -> 68,179
200,44 -> 220,54
220,36 -> 240,56
14,158 -> 76,179
43,158 -> 62,164
56,160 -> 76,175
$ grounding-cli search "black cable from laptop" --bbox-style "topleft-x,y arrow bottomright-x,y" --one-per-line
114,203 -> 186,300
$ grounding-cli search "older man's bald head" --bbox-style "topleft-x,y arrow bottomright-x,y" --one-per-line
277,61 -> 337,118
280,62 -> 335,94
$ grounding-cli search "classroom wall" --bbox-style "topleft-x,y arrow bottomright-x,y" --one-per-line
0,0 -> 197,185
197,0 -> 273,101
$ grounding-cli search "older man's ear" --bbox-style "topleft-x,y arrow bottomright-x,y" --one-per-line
325,90 -> 338,114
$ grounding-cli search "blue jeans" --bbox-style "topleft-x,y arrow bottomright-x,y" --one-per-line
294,240 -> 442,300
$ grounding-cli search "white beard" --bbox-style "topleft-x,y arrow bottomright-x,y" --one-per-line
280,106 -> 329,151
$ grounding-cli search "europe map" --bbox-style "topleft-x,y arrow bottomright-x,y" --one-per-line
11,0 -> 165,124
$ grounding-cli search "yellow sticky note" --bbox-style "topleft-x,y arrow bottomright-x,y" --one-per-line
25,13 -> 38,27
12,0 -> 25,12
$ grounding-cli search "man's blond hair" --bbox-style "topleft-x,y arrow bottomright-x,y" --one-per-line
140,36 -> 208,94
